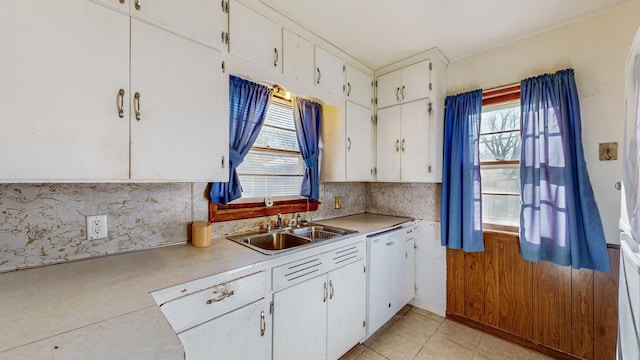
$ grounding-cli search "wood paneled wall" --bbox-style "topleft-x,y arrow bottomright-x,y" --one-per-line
446,231 -> 619,360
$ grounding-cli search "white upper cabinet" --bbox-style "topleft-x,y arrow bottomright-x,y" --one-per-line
315,46 -> 345,97
229,0 -> 282,72
346,102 -> 375,182
282,29 -> 314,86
0,0 -> 130,181
376,60 -> 431,109
0,1 -> 227,182
346,64 -> 373,108
130,19 -> 227,182
377,99 -> 434,182
93,0 -> 228,51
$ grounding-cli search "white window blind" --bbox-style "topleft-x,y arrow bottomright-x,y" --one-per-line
237,98 -> 304,199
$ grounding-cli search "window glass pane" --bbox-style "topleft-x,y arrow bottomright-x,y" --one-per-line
482,194 -> 520,227
479,131 -> 521,161
481,164 -> 520,194
236,97 -> 303,200
240,175 -> 303,198
253,126 -> 299,151
238,150 -> 304,176
480,106 -> 520,134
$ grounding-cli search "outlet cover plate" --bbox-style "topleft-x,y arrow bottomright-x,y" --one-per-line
87,215 -> 107,240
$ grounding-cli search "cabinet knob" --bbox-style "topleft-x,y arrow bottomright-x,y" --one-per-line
347,137 -> 352,151
401,139 -> 406,152
395,140 -> 400,152
316,67 -> 321,84
400,85 -> 405,100
260,311 -> 266,337
396,87 -> 400,101
329,280 -> 334,299
347,82 -> 352,97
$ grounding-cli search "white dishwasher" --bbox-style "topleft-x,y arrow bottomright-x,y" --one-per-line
366,225 -> 410,338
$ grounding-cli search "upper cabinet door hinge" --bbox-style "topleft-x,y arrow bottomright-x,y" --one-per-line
429,62 -> 432,71
269,301 -> 274,315
428,102 -> 432,114
375,80 -> 378,87
374,98 -> 378,105
221,0 -> 230,13
429,82 -> 432,91
343,65 -> 346,72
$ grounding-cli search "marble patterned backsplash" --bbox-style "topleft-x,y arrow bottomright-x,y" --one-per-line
366,182 -> 441,221
0,182 -> 368,272
0,183 -> 195,272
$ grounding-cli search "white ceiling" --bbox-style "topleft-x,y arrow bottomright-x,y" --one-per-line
260,0 -> 633,70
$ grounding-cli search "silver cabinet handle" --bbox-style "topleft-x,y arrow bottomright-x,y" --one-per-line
260,311 -> 266,337
347,82 -> 352,97
401,85 -> 405,100
395,140 -> 400,152
206,290 -> 235,304
273,48 -> 279,67
221,156 -> 225,168
316,67 -> 321,84
401,139 -> 406,152
117,89 -> 125,118
323,282 -> 328,303
134,92 -> 141,121
329,280 -> 334,300
134,0 -> 141,10
396,87 -> 400,101
347,137 -> 351,151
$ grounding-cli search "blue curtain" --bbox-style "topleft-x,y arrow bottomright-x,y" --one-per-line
292,97 -> 321,201
441,89 -> 484,252
520,69 -> 610,272
210,76 -> 273,204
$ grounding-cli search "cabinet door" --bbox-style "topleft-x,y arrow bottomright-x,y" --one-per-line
376,106 -> 402,182
401,61 -> 431,103
376,69 -> 402,109
320,105 -> 346,182
404,238 -> 416,304
92,0 -> 130,13
283,29 -> 314,85
130,19 -> 227,181
327,260 -> 366,360
130,0 -> 227,50
179,299 -> 271,360
229,0 -> 282,72
273,275 -> 327,360
346,102 -> 374,182
400,99 -> 431,182
315,46 -> 345,97
346,64 -> 372,108
0,0 -> 130,181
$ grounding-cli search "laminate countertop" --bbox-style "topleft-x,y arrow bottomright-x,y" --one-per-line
0,213 -> 412,359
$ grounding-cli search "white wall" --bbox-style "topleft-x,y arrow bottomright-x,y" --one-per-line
447,1 -> 640,244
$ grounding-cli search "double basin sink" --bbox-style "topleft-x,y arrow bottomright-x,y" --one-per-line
228,224 -> 358,255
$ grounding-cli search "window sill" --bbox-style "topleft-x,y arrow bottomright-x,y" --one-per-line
209,199 -> 319,222
483,224 -> 519,243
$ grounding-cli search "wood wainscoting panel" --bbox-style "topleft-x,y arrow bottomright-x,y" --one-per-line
533,261 -> 572,353
499,240 -> 534,339
446,248 -> 466,315
593,247 -> 620,360
465,251 -> 486,322
484,237 -> 500,327
571,268 -> 594,360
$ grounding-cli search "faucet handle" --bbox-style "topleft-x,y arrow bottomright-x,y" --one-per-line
265,221 -> 272,232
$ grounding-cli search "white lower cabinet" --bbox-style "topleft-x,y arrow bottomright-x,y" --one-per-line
272,240 -> 367,360
179,299 -> 271,360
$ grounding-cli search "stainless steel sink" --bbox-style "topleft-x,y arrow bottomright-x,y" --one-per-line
227,223 -> 357,255
289,224 -> 357,241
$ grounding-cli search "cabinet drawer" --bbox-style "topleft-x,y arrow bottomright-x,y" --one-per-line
329,241 -> 366,268
161,271 -> 266,333
272,254 -> 327,291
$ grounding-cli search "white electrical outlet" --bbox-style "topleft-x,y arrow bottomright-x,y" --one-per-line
87,215 -> 108,240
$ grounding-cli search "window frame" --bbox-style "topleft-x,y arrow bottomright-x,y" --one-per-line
480,84 -> 521,233
209,93 -> 318,223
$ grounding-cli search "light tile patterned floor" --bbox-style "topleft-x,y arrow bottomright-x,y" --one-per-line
340,306 -> 553,360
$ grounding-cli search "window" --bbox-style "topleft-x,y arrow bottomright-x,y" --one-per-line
235,97 -> 304,200
480,86 -> 521,230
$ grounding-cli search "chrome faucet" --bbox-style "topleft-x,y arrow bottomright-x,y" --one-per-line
276,213 -> 282,229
